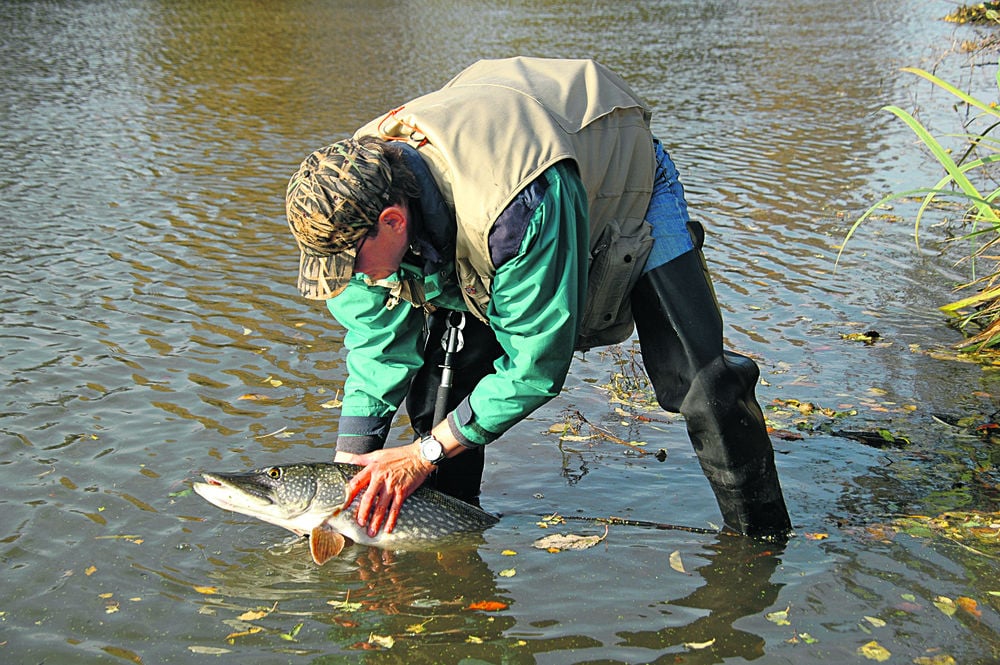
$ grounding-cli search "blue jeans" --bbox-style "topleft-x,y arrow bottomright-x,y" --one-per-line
642,139 -> 694,273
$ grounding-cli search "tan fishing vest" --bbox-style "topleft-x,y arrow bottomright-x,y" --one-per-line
355,57 -> 656,349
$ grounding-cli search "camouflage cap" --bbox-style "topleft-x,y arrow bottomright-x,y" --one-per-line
285,138 -> 393,300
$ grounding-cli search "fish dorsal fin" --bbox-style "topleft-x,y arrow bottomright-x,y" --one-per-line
309,523 -> 347,565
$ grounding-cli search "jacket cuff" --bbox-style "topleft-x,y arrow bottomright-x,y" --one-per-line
335,415 -> 390,454
448,398 -> 500,447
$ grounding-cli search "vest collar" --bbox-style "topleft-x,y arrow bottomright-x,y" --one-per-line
397,143 -> 455,270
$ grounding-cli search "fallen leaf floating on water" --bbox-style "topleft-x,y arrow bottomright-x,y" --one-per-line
787,632 -> 818,644
863,615 -> 886,628
933,596 -> 957,617
225,626 -> 263,642
406,619 -> 433,634
238,602 -> 278,622
840,330 -> 881,344
467,600 -> 508,611
913,655 -> 958,665
683,638 -> 716,650
238,393 -> 270,401
368,633 -> 396,649
858,640 -> 891,662
765,606 -> 791,626
280,622 -> 303,642
955,596 -> 982,618
533,528 -> 607,552
669,550 -> 687,574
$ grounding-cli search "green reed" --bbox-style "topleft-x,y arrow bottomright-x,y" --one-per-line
841,63 -> 1000,351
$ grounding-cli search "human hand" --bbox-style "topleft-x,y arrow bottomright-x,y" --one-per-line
333,450 -> 365,465
339,443 -> 434,537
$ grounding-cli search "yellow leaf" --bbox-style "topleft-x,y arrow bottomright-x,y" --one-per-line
766,606 -> 791,626
804,532 -> 829,540
85,566 -> 97,576
933,596 -> 957,616
501,549 -> 517,556
914,655 -> 957,665
368,633 -> 395,649
193,585 -> 219,595
238,609 -> 270,621
238,601 -> 277,622
669,550 -> 687,574
237,393 -> 269,401
225,626 -> 263,642
684,638 -> 716,650
857,640 -> 891,661
99,592 -> 114,599
499,568 -> 516,577
863,615 -> 886,628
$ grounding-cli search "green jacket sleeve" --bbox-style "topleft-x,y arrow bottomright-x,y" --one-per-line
448,163 -> 590,445
325,277 -> 424,453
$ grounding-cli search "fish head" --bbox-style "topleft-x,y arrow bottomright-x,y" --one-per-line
193,464 -> 332,536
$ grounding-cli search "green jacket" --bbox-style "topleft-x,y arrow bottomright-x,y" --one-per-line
331,58 -> 657,451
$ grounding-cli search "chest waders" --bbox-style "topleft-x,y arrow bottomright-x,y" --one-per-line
630,235 -> 792,537
406,308 -> 503,507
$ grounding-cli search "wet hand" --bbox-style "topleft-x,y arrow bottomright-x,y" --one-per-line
339,443 -> 434,537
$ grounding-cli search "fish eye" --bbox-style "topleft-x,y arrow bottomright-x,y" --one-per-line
266,467 -> 282,480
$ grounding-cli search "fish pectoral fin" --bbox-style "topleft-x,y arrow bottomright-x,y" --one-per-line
309,523 -> 347,565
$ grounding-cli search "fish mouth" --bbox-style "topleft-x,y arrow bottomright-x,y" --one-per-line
194,473 -> 275,510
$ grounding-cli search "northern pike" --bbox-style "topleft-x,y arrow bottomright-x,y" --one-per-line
193,462 -> 498,565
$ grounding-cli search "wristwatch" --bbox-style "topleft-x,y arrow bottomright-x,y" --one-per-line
419,434 -> 447,465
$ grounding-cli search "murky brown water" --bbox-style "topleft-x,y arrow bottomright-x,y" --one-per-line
2,0 -> 998,663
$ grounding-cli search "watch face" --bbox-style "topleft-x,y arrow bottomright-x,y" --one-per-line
422,437 -> 444,462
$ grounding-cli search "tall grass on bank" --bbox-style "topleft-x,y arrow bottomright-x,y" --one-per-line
841,64 -> 1000,352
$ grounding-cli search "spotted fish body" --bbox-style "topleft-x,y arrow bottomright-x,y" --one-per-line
193,462 -> 498,564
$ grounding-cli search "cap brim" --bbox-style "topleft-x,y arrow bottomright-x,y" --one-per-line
297,247 -> 356,300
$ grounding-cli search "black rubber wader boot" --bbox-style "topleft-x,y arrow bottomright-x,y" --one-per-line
631,248 -> 792,537
406,309 -> 504,507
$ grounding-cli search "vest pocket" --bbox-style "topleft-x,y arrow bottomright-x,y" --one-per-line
579,219 -> 653,348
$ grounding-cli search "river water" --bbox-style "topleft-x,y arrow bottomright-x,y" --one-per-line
1,0 -> 998,663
